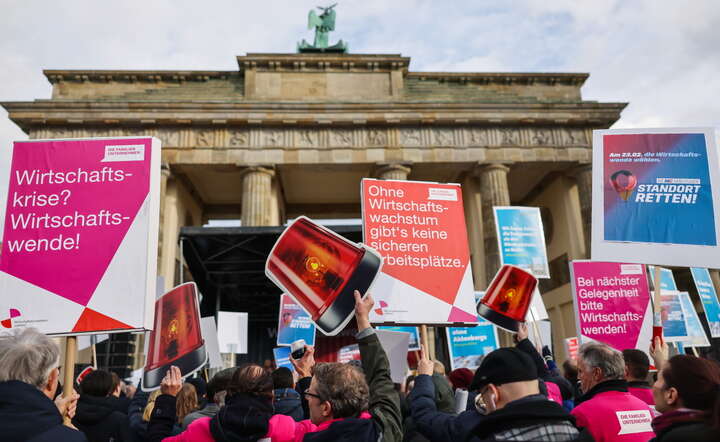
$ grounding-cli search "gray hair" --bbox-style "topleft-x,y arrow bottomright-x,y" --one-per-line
578,342 -> 625,381
313,362 -> 369,418
0,328 -> 60,389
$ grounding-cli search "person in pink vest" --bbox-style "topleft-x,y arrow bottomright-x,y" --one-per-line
622,349 -> 654,406
572,342 -> 655,442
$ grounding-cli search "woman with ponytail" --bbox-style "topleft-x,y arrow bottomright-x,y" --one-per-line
650,341 -> 720,441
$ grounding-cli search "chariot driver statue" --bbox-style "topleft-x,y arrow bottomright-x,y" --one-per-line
298,4 -> 348,52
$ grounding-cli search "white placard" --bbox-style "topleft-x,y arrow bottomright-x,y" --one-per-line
217,311 -> 248,354
375,329 -> 410,384
200,316 -> 224,368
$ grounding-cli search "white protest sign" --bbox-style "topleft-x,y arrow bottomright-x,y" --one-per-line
217,311 -> 248,354
526,288 -> 549,321
376,329 -> 411,384
200,316 -> 223,369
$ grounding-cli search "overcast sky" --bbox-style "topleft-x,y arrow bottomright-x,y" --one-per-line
1,0 -> 719,220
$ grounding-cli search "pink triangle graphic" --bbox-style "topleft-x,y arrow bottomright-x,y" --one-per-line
447,306 -> 477,323
0,139 -> 152,306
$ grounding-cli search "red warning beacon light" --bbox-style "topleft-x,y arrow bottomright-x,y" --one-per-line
143,282 -> 207,390
266,216 -> 382,336
477,264 -> 538,332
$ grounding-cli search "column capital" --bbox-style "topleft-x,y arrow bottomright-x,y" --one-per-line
161,162 -> 172,178
566,163 -> 592,178
374,162 -> 412,180
238,165 -> 275,179
473,162 -> 511,177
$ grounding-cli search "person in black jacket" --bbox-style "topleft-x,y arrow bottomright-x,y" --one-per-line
272,367 -> 304,421
0,327 -> 86,442
410,343 -> 591,441
649,339 -> 720,442
73,370 -> 133,442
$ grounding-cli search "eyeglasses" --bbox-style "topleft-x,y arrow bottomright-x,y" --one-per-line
303,391 -> 323,401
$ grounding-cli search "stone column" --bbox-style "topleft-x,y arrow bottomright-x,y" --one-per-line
710,270 -> 720,297
572,164 -> 593,258
478,164 -> 511,280
157,163 -> 171,274
375,163 -> 411,180
240,166 -> 277,226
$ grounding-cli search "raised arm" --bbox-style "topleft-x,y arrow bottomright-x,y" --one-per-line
354,290 -> 403,442
409,345 -> 480,441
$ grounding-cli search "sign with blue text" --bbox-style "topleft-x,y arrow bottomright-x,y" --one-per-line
273,346 -> 294,372
493,207 -> 550,278
447,292 -> 499,371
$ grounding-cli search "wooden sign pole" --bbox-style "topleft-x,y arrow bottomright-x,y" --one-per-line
420,325 -> 429,358
62,336 -> 77,425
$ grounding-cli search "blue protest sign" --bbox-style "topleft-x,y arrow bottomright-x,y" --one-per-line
690,268 -> 720,337
648,266 -> 678,291
678,292 -> 710,347
493,207 -> 549,278
661,293 -> 689,342
277,294 -> 316,347
446,318 -> 499,371
592,128 -> 720,268
273,346 -> 294,372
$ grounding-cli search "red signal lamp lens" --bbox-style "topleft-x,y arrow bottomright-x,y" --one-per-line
266,216 -> 382,336
143,282 -> 207,390
477,264 -> 537,332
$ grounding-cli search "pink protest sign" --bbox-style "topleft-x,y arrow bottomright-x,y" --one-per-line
0,138 -> 160,336
570,261 -> 653,353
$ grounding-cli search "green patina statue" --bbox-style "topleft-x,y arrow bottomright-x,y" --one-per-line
298,3 -> 348,53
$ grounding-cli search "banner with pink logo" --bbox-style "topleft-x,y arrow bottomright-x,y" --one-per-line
570,261 -> 653,353
0,137 -> 160,336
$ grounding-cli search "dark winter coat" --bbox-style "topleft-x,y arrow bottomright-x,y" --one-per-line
409,375 -> 593,442
0,380 -> 87,442
72,394 -> 133,442
273,388 -> 304,421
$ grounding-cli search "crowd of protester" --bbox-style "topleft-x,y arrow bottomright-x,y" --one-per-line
1,290 -> 719,441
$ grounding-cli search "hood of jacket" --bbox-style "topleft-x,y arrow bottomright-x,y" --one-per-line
0,380 -> 65,440
209,393 -> 273,442
74,394 -> 118,426
273,388 -> 302,418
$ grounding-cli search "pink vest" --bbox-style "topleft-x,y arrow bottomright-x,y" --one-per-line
545,381 -> 563,404
160,414 -> 312,442
628,386 -> 654,406
161,411 -> 373,442
572,390 -> 655,442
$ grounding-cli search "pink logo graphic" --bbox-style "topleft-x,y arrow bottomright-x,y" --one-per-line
374,300 -> 389,316
1,308 -> 21,328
